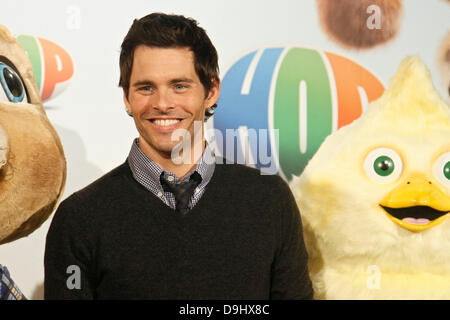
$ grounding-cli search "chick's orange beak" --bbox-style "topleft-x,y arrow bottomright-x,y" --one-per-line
379,174 -> 450,232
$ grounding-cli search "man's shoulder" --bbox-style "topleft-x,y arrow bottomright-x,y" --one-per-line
214,158 -> 288,191
64,161 -> 133,206
212,159 -> 298,222
215,158 -> 260,175
49,161 -> 138,234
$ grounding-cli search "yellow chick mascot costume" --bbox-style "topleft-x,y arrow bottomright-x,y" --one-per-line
290,56 -> 450,299
0,25 -> 66,299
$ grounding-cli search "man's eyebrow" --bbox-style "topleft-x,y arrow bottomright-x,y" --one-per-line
131,80 -> 155,87
169,78 -> 195,84
131,78 -> 195,87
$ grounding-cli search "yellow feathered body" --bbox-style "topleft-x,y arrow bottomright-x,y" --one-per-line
290,56 -> 450,299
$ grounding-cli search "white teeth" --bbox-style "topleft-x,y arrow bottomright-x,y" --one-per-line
153,119 -> 181,126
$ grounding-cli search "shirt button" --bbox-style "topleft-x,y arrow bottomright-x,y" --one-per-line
167,176 -> 174,182
157,192 -> 163,197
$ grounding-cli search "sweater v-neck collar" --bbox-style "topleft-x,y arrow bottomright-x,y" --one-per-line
124,158 -> 227,225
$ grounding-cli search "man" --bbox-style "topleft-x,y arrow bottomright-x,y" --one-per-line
44,13 -> 313,299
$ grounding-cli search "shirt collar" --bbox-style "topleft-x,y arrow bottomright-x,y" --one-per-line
128,138 -> 215,192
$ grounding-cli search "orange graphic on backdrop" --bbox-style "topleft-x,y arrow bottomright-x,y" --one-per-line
39,37 -> 74,101
325,52 -> 385,128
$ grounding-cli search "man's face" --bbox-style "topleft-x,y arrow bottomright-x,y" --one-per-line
124,46 -> 220,160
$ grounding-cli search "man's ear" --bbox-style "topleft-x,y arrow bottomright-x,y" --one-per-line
205,78 -> 221,110
123,90 -> 133,117
123,90 -> 131,109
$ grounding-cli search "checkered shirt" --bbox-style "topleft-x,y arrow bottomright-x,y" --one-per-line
0,265 -> 26,300
127,138 -> 215,211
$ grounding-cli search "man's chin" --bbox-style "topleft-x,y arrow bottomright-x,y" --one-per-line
157,143 -> 181,158
138,135 -> 176,155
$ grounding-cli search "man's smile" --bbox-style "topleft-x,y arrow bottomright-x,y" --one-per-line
148,117 -> 185,132
151,119 -> 182,126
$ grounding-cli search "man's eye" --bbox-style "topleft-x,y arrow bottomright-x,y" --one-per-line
139,86 -> 152,92
175,84 -> 187,90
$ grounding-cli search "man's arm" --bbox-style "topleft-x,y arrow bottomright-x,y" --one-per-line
270,177 -> 313,300
44,195 -> 95,299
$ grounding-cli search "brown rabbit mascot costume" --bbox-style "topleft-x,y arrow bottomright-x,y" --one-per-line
0,25 -> 66,299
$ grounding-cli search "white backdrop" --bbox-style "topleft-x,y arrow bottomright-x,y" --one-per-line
0,0 -> 449,299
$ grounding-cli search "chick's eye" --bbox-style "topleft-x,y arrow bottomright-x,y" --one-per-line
433,152 -> 450,187
445,162 -> 450,180
374,156 -> 395,176
364,148 -> 403,183
0,63 -> 26,103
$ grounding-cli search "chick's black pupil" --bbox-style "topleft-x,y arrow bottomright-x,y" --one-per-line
3,67 -> 23,98
379,160 -> 390,171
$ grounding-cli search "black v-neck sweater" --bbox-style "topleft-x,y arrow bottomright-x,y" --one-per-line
44,160 -> 312,299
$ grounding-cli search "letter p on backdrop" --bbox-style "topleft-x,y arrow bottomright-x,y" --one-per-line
17,34 -> 74,102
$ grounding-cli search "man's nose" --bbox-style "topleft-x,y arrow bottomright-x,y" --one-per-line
153,90 -> 173,112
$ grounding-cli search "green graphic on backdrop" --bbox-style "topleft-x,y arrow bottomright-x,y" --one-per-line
17,35 -> 42,91
215,46 -> 384,180
274,48 -> 332,179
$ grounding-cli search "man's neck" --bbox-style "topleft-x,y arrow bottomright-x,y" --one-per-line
139,137 -> 205,179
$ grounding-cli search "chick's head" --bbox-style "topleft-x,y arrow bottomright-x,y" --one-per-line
292,56 -> 450,274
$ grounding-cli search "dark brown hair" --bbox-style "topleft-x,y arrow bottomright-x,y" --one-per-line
119,13 -> 220,119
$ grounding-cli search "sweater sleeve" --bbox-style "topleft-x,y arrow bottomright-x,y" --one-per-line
44,195 -> 96,299
269,177 -> 313,300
